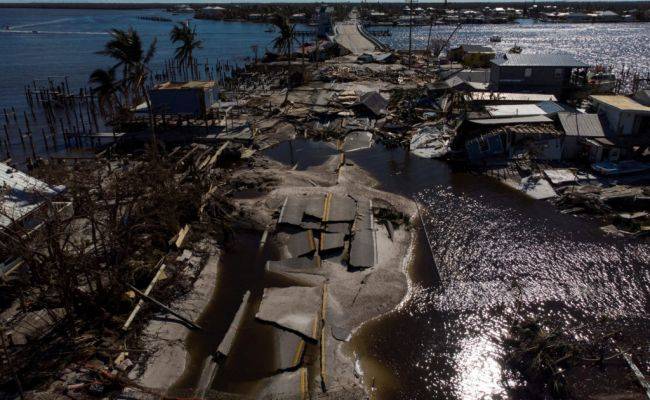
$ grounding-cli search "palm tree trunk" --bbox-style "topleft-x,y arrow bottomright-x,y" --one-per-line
142,88 -> 158,160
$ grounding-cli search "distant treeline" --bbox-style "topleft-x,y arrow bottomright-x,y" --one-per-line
0,2 -> 168,9
0,1 -> 648,13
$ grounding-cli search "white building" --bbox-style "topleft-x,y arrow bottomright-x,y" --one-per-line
590,95 -> 650,136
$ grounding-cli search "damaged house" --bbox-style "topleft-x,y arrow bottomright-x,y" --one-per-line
1,162 -> 66,276
465,122 -> 564,161
557,112 -> 624,162
489,53 -> 589,96
447,44 -> 496,68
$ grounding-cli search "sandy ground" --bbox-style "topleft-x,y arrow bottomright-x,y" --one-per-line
128,250 -> 220,393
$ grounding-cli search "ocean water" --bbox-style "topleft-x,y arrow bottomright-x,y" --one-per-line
383,22 -> 650,72
0,8 -> 277,116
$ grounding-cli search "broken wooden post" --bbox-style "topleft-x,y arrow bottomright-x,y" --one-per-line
126,284 -> 201,330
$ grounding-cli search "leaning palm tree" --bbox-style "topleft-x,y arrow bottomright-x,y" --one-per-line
170,22 -> 203,75
271,14 -> 296,65
98,28 -> 158,149
89,68 -> 122,119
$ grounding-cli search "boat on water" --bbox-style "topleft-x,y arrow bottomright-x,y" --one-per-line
265,28 -> 275,33
587,69 -> 617,93
490,35 -> 502,42
508,45 -> 522,54
592,160 -> 650,176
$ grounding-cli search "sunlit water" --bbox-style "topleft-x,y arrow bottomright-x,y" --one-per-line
382,22 -> 650,72
346,146 -> 650,399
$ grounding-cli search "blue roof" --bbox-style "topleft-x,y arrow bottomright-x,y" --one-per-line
491,53 -> 588,68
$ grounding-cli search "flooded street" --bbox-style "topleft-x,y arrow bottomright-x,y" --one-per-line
345,145 -> 650,399
159,140 -> 650,399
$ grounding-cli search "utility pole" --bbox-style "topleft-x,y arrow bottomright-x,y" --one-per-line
407,0 -> 414,69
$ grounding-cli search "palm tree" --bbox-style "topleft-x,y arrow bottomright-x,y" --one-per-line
98,28 -> 157,108
271,14 -> 298,105
89,68 -> 122,119
97,28 -> 158,149
170,22 -> 203,75
271,14 -> 296,65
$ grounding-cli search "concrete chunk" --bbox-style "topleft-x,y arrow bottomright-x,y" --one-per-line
278,196 -> 306,226
323,194 -> 357,222
255,368 -> 309,399
286,230 -> 316,257
303,195 -> 326,220
350,199 -> 376,268
350,228 -> 376,268
271,326 -> 306,371
267,257 -> 321,271
324,222 -> 350,233
216,291 -> 250,358
256,286 -> 322,340
320,232 -> 346,252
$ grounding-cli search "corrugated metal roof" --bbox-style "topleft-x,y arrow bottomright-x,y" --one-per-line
465,92 -> 557,102
558,112 -> 606,137
0,163 -> 64,228
486,104 -> 546,117
491,53 -> 588,68
590,95 -> 650,112
469,115 -> 553,125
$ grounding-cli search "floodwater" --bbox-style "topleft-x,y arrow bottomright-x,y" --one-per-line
263,137 -> 339,170
148,137 -> 650,399
383,22 -> 650,72
345,145 -> 650,399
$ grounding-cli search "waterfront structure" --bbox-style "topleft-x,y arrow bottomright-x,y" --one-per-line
201,6 -> 225,19
489,53 -> 589,95
589,95 -> 650,136
447,44 -> 495,68
150,81 -> 218,116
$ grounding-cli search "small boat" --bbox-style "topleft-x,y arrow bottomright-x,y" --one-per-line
587,70 -> 617,93
592,160 -> 650,176
32,30 -> 39,34
508,45 -> 522,54
265,28 -> 275,33
490,35 -> 502,42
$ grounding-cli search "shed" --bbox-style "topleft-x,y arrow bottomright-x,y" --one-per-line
149,81 -> 218,116
447,44 -> 495,68
558,112 -> 607,160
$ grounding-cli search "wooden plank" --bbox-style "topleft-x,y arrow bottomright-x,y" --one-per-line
122,258 -> 166,331
127,284 -> 201,330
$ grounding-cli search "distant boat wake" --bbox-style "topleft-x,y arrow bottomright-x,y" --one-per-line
8,18 -> 73,29
0,29 -> 108,36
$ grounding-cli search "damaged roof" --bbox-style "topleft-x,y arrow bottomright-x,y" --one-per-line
0,163 -> 65,228
558,112 -> 606,137
491,53 -> 588,68
487,123 -> 564,137
354,92 -> 388,116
